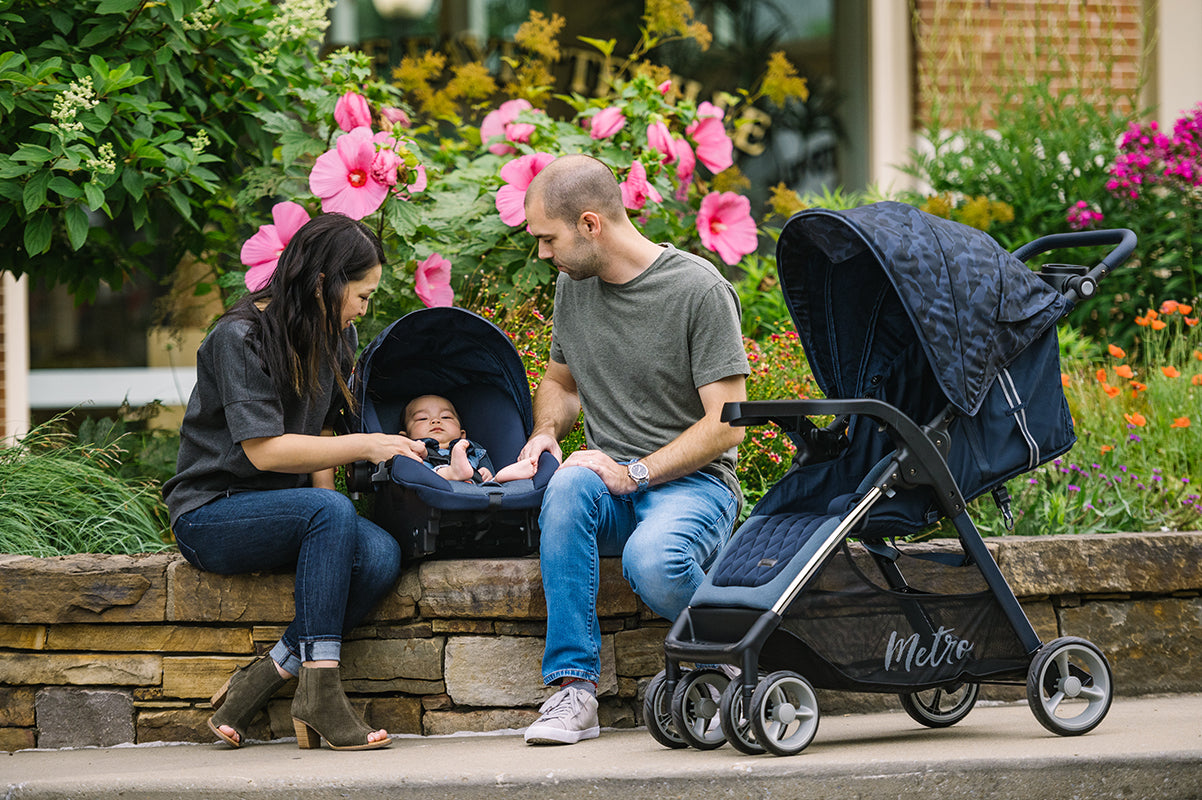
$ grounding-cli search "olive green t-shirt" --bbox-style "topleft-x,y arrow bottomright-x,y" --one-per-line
549,244 -> 749,496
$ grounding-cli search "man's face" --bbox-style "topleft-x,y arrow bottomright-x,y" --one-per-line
525,196 -> 604,281
404,395 -> 464,447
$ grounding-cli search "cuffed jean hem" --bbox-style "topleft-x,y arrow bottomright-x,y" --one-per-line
270,640 -> 302,676
299,638 -> 342,664
543,668 -> 599,686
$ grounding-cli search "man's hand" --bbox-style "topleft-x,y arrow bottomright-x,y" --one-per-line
560,449 -> 638,495
519,432 -> 563,465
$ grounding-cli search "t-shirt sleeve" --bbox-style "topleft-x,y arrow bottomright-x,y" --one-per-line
208,321 -> 286,444
691,282 -> 751,388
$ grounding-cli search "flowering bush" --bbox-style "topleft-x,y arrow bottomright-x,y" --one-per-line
229,6 -> 809,334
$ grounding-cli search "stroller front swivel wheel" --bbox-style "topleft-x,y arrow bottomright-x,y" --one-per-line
643,670 -> 687,749
670,668 -> 729,750
1027,636 -> 1113,736
749,671 -> 819,756
719,678 -> 765,755
899,682 -> 979,728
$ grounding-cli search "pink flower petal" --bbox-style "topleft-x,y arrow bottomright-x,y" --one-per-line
415,253 -> 454,307
271,201 -> 311,240
239,202 -> 311,290
495,184 -> 529,226
697,192 -> 758,265
590,106 -> 626,139
620,160 -> 662,211
481,99 -> 532,155
381,105 -> 410,129
647,121 -> 676,164
689,117 -> 733,174
309,128 -> 389,220
496,152 -> 555,226
334,91 -> 372,132
243,262 -> 276,292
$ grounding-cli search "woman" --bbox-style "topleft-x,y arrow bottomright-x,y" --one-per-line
163,213 -> 425,751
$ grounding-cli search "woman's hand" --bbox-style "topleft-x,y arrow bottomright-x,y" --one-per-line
361,433 -> 425,464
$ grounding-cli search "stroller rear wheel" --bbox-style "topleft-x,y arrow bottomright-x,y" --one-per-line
1027,636 -> 1113,736
750,671 -> 820,756
899,682 -> 979,728
719,678 -> 765,755
670,668 -> 729,749
643,670 -> 688,749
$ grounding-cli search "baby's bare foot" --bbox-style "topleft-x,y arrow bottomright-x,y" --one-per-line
493,457 -> 539,483
441,439 -> 476,481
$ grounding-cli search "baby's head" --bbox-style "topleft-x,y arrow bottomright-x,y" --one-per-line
403,395 -> 465,447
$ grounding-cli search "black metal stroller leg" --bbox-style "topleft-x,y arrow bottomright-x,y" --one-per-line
950,511 -> 1041,654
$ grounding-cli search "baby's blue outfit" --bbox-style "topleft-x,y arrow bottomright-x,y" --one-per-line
419,437 -> 495,483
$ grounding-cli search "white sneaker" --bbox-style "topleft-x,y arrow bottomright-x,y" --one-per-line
524,685 -> 600,745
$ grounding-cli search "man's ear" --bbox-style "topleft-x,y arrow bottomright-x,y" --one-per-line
578,211 -> 602,237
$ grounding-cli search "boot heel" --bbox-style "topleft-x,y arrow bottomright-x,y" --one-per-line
293,718 -> 322,749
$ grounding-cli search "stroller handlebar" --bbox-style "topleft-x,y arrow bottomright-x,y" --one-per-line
1011,228 -> 1138,304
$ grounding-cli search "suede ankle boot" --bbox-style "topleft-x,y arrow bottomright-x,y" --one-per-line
208,655 -> 290,748
290,665 -> 392,751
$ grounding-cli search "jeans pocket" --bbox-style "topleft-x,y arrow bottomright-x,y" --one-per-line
173,522 -> 208,572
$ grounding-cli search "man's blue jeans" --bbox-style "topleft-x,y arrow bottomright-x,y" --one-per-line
538,466 -> 738,686
173,488 -> 401,675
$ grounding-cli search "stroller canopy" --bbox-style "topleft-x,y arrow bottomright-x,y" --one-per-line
777,202 -> 1068,416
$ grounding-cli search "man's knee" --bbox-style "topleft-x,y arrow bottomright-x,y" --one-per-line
543,465 -> 605,503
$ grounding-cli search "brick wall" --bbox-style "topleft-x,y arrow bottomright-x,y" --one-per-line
913,0 -> 1145,129
1,532 -> 1201,751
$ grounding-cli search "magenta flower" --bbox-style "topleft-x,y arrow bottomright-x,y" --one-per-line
334,91 -> 372,132
380,106 -> 411,130
309,127 -> 390,219
481,99 -> 533,156
495,152 -> 556,226
688,117 -> 734,174
589,106 -> 627,139
697,192 -> 758,266
658,80 -> 672,96
696,101 -> 725,121
620,160 -> 662,211
673,137 -> 696,199
647,121 -> 676,164
415,253 -> 454,307
240,201 -> 311,291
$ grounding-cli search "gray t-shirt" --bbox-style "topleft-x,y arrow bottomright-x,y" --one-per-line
162,312 -> 355,527
549,244 -> 749,496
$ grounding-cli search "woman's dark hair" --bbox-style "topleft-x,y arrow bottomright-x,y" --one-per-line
230,213 -> 384,406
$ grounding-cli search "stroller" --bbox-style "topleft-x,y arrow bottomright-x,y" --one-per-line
644,201 -> 1135,756
346,307 -> 557,560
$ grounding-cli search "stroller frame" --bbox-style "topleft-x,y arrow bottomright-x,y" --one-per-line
647,216 -> 1136,757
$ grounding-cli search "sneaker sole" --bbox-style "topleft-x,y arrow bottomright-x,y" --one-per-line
524,725 -> 600,745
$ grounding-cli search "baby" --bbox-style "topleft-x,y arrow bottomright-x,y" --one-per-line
402,394 -> 538,484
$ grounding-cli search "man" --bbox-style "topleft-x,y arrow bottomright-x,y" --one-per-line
518,154 -> 750,745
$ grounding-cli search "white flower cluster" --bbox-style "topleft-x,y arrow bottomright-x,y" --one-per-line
50,76 -> 99,137
256,0 -> 335,70
183,3 -> 218,31
85,143 -> 116,175
188,129 -> 211,155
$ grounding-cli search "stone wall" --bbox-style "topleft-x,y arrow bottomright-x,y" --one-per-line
2,531 -> 1201,751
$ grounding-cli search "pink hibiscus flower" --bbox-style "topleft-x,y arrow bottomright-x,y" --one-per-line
415,253 -> 454,307
687,117 -> 734,174
309,127 -> 391,219
673,137 -> 696,199
620,160 -> 662,211
647,120 -> 676,164
589,106 -> 627,139
695,101 -> 725,121
240,201 -> 311,291
697,192 -> 758,266
481,99 -> 534,156
380,106 -> 411,130
495,152 -> 556,226
334,91 -> 372,132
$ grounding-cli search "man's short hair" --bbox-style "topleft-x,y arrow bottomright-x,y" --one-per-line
532,154 -> 626,224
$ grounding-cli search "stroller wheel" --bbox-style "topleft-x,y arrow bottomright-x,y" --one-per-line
899,682 -> 979,728
750,671 -> 819,756
1027,636 -> 1113,736
719,678 -> 765,755
643,670 -> 688,749
670,668 -> 729,750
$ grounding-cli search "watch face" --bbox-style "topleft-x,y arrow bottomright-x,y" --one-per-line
629,462 -> 649,480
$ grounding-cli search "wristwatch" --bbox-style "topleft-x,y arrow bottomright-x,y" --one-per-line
627,459 -> 650,492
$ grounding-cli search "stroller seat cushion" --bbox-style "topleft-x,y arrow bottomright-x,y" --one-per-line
711,512 -> 836,588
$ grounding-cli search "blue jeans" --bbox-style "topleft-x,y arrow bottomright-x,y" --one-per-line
173,488 -> 401,675
538,466 -> 738,685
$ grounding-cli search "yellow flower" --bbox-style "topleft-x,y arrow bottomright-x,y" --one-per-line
768,183 -> 807,220
514,11 -> 566,62
761,51 -> 810,105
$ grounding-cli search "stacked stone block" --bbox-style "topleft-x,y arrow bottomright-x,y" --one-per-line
1,532 -> 1200,750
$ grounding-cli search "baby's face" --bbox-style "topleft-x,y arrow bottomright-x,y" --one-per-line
405,396 -> 464,447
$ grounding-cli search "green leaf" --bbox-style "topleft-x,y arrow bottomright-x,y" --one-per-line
13,144 -> 53,164
84,181 -> 106,211
121,167 -> 145,200
577,36 -> 616,57
165,183 -> 192,223
23,211 -> 52,255
96,0 -> 142,14
64,203 -> 89,250
22,169 -> 50,214
49,175 -> 81,200
80,21 -> 122,50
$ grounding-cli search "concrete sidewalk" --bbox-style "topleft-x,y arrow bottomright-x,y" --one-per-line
4,693 -> 1201,800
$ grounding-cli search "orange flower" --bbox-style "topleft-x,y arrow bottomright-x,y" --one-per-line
1180,303 -> 1193,315
1104,384 -> 1121,398
1160,300 -> 1180,314
1151,318 -> 1167,330
1193,375 -> 1202,386
1195,350 -> 1202,362
1170,417 -> 1191,428
1162,366 -> 1181,378
1130,381 -> 1147,393
1146,308 -> 1159,320
1094,368 -> 1108,384
1124,412 -> 1146,427
1115,364 -> 1134,379
1100,444 -> 1114,454
1187,317 -> 1199,327
1060,373 -> 1071,387
1107,343 -> 1126,358
1135,315 -> 1150,327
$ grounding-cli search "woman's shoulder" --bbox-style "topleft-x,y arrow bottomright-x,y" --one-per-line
200,311 -> 259,358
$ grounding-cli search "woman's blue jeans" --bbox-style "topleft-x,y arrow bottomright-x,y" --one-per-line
538,466 -> 738,686
173,488 -> 401,675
